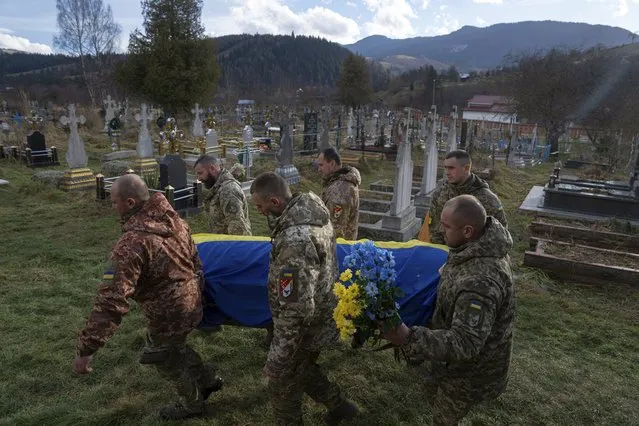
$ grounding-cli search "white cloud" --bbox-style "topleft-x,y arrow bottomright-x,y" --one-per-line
421,0 -> 430,9
210,0 -> 361,44
440,4 -> 448,10
424,11 -> 461,36
614,0 -> 628,16
346,1 -> 357,6
472,0 -> 503,3
0,28 -> 14,34
362,0 -> 418,38
0,33 -> 52,54
476,17 -> 488,26
409,0 -> 429,9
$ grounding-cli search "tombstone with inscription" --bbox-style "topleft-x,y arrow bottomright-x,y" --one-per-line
59,104 -> 94,191
275,116 -> 300,185
159,154 -> 189,209
303,112 -> 318,152
24,131 -> 59,167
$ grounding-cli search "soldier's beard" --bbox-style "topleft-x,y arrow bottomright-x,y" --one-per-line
202,174 -> 217,189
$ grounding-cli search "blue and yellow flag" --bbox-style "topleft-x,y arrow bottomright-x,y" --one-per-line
194,235 -> 448,328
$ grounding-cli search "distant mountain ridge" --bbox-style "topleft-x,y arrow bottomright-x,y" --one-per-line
346,20 -> 636,71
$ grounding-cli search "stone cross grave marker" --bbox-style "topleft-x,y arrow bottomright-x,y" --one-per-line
135,103 -> 154,158
205,117 -> 218,150
103,95 -> 116,132
277,116 -> 293,167
448,105 -> 458,151
60,104 -> 87,169
319,107 -> 331,151
242,124 -> 254,181
421,105 -> 438,196
191,103 -> 204,138
389,110 -> 413,216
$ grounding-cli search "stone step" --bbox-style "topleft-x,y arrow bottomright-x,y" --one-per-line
369,182 -> 421,195
359,189 -> 393,201
360,198 -> 391,213
358,209 -> 386,224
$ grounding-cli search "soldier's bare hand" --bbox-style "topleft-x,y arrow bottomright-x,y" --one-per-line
382,323 -> 411,346
73,355 -> 93,374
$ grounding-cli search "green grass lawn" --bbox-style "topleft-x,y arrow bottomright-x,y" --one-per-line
0,150 -> 638,425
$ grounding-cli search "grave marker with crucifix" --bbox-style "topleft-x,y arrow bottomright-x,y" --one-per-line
103,95 -> 116,132
60,104 -> 94,191
191,103 -> 204,138
133,103 -> 159,184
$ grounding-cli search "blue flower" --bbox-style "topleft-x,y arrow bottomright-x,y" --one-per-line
365,282 -> 379,297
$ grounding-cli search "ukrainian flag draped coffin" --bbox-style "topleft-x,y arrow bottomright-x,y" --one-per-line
194,235 -> 449,328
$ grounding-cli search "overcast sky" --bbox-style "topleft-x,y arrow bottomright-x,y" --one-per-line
1,0 -> 638,54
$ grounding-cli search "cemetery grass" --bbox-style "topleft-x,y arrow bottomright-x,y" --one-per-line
0,158 -> 638,425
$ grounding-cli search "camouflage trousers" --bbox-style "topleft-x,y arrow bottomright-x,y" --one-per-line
139,331 -> 217,412
423,375 -> 476,426
268,350 -> 344,426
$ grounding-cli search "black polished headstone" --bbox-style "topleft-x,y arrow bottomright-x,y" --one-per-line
27,131 -> 47,165
303,112 -> 318,151
159,154 -> 189,210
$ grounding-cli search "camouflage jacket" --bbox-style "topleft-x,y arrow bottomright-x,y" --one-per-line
321,166 -> 361,240
428,173 -> 507,245
402,217 -> 515,399
203,169 -> 252,236
77,193 -> 203,356
265,192 -> 339,376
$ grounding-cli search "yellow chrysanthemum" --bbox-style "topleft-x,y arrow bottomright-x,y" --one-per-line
339,269 -> 353,282
355,270 -> 361,277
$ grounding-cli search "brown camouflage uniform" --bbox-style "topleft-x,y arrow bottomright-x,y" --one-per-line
266,191 -> 346,425
321,165 -> 361,240
203,168 -> 252,235
77,193 -> 217,413
401,217 -> 515,425
428,173 -> 507,245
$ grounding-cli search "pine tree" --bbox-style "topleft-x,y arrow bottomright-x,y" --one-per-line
116,0 -> 219,114
337,54 -> 372,109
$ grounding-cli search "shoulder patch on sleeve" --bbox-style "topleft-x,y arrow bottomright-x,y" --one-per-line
279,267 -> 299,302
103,259 -> 115,282
466,299 -> 484,327
332,205 -> 343,219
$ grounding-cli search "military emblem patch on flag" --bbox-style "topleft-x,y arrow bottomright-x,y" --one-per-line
466,300 -> 483,327
279,268 -> 294,299
333,205 -> 343,219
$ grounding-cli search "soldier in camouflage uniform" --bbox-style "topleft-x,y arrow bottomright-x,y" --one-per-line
73,174 -> 222,421
250,172 -> 358,425
194,154 -> 252,235
384,194 -> 515,426
318,147 -> 361,240
428,150 -> 507,245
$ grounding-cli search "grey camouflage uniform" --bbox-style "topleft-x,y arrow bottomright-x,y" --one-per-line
321,165 -> 361,240
266,191 -> 345,425
428,173 -> 507,245
203,168 -> 252,235
402,217 -> 515,425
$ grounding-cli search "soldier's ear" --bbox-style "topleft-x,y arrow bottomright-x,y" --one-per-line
462,224 -> 474,239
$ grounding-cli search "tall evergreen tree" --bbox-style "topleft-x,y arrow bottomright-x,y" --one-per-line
337,54 -> 373,109
116,0 -> 219,114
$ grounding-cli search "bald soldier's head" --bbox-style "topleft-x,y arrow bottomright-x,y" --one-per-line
439,194 -> 487,248
110,174 -> 149,217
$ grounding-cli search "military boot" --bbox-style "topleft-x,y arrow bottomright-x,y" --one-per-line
201,375 -> 224,400
159,402 -> 208,421
324,400 -> 358,425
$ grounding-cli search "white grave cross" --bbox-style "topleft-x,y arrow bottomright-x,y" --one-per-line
191,103 -> 204,137
135,103 -> 154,158
60,104 -> 87,169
